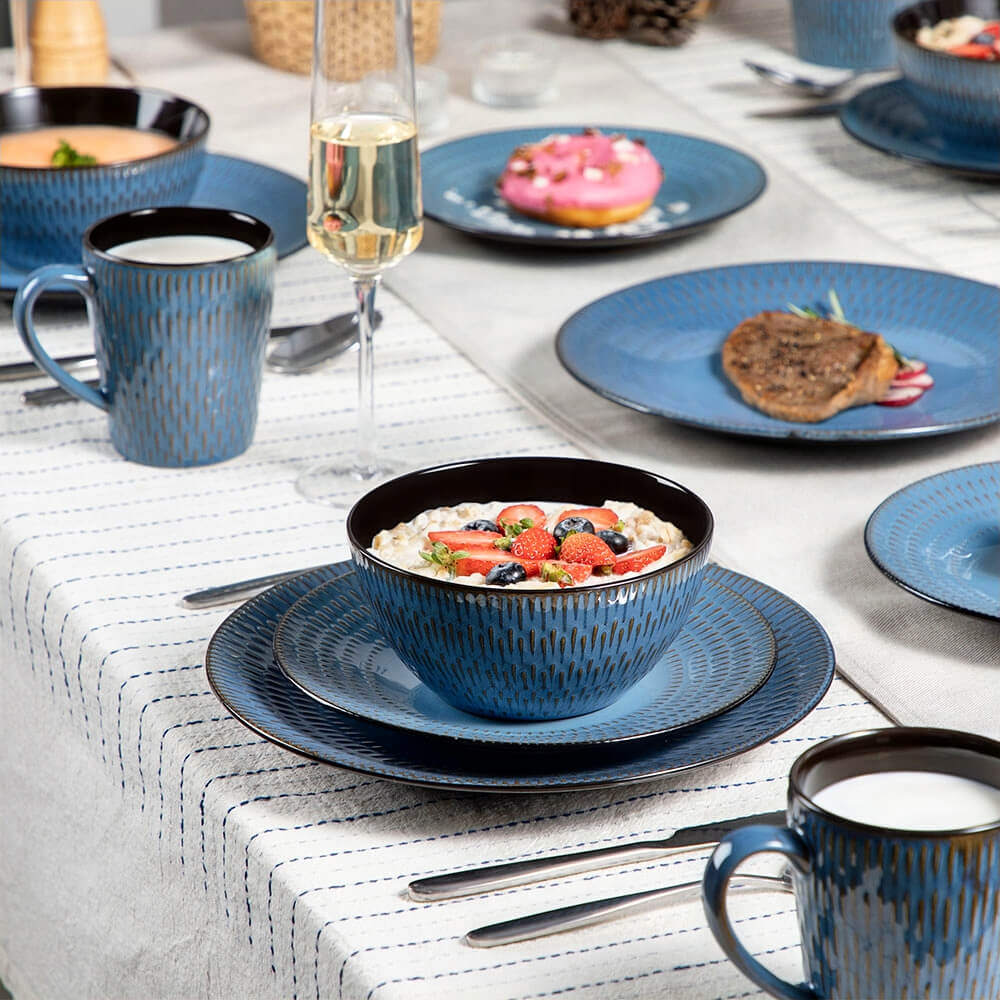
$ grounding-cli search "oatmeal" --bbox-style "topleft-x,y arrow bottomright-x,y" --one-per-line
370,500 -> 692,588
916,16 -> 1000,60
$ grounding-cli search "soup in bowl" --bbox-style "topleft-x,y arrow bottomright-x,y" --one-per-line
0,85 -> 210,270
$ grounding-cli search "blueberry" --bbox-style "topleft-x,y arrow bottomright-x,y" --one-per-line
972,32 -> 995,44
597,530 -> 629,554
485,562 -> 527,586
463,519 -> 500,533
553,517 -> 594,544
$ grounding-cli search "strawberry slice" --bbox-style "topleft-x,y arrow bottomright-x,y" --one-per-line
947,42 -> 996,59
559,532 -> 616,567
455,552 -> 540,577
427,530 -> 503,551
614,545 -> 667,574
540,560 -> 593,587
510,527 -> 557,560
496,504 -> 547,530
877,385 -> 925,407
555,507 -> 621,531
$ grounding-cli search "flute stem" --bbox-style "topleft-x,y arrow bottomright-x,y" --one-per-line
352,274 -> 380,480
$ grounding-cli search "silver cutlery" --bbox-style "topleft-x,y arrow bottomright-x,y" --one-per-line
9,311 -> 360,401
749,101 -> 844,119
0,353 -> 98,383
180,564 -> 332,609
465,871 -> 794,947
407,810 -> 785,901
22,377 -> 100,406
265,310 -> 376,374
744,58 -> 860,98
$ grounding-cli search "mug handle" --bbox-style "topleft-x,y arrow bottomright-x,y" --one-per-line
702,824 -> 817,1000
13,265 -> 109,411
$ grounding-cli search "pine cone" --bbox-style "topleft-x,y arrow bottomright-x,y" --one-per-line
629,0 -> 700,46
568,0 -> 631,40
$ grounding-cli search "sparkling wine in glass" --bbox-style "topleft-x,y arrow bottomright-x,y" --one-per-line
298,0 -> 423,505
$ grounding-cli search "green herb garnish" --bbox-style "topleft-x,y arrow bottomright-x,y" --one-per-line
541,562 -> 572,586
51,140 -> 97,168
788,288 -> 848,323
419,542 -> 469,579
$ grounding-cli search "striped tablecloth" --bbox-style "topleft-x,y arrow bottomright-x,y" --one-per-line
0,2 -> 995,999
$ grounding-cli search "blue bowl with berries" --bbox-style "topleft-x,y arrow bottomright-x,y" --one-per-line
346,456 -> 713,721
893,0 -> 1000,145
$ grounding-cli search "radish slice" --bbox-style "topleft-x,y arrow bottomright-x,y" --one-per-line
891,372 -> 934,390
895,359 -> 928,380
878,384 -> 925,406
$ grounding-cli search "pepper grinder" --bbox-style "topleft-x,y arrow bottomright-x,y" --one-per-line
30,0 -> 109,85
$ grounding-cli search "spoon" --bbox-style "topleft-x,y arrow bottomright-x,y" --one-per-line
744,58 -> 859,98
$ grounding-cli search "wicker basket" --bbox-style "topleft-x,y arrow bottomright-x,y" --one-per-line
245,0 -> 442,78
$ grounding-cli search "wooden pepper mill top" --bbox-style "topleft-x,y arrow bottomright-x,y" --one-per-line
30,0 -> 109,85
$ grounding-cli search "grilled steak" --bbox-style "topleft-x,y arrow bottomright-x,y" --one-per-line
722,311 -> 898,423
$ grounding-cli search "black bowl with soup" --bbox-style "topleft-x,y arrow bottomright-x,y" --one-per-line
0,85 -> 210,270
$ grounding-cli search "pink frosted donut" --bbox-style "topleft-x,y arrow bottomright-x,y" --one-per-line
497,129 -> 663,228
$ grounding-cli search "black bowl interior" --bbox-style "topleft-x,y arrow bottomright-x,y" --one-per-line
347,456 -> 713,556
894,0 -> 1000,41
0,85 -> 209,143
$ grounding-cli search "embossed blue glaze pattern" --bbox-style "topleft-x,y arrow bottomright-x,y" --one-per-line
0,153 -> 308,294
271,570 -> 776,746
557,261 -> 1000,441
866,461 -> 1000,621
894,0 -> 1000,145
841,79 -> 1000,177
0,86 -> 210,270
203,562 -> 836,792
349,541 -> 709,720
421,126 -> 766,248
793,0 -> 909,69
705,729 -> 1000,999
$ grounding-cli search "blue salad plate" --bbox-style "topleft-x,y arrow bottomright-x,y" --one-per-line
840,80 -> 1000,179
557,260 -> 1000,442
866,462 -> 1000,622
271,569 -> 776,748
0,153 -> 307,296
204,562 -> 834,792
420,126 -> 766,248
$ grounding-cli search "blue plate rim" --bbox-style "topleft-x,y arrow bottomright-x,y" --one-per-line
839,79 -> 1000,180
0,151 -> 307,294
864,460 -> 1000,622
203,561 -> 836,792
556,259 -> 1000,443
270,568 -> 777,748
420,124 -> 768,249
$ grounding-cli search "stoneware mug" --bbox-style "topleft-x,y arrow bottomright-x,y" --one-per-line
703,727 -> 1000,999
791,0 -> 911,69
14,206 -> 275,467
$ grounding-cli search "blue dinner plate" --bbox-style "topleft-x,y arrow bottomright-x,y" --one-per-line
865,462 -> 1000,622
840,80 -> 1000,180
204,562 -> 835,792
420,126 -> 766,248
271,570 -> 776,748
0,153 -> 307,294
557,261 -> 1000,442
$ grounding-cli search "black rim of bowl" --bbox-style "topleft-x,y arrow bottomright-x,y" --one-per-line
0,84 -> 211,169
345,456 -> 714,595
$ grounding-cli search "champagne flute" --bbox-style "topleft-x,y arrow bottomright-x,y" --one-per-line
299,0 -> 423,505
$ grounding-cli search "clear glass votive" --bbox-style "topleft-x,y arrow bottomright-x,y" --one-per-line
472,34 -> 558,108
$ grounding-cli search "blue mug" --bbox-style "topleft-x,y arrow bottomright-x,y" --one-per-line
703,728 -> 1000,999
791,0 -> 910,69
14,207 -> 275,468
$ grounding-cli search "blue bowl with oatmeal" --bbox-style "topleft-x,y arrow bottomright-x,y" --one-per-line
346,456 -> 713,721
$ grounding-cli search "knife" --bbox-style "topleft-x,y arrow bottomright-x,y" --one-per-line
464,870 -> 794,947
407,809 -> 786,901
749,101 -> 844,119
22,378 -> 100,406
0,353 -> 98,383
180,564 -> 333,610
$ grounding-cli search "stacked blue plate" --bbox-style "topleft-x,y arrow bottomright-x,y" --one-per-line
205,562 -> 836,792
